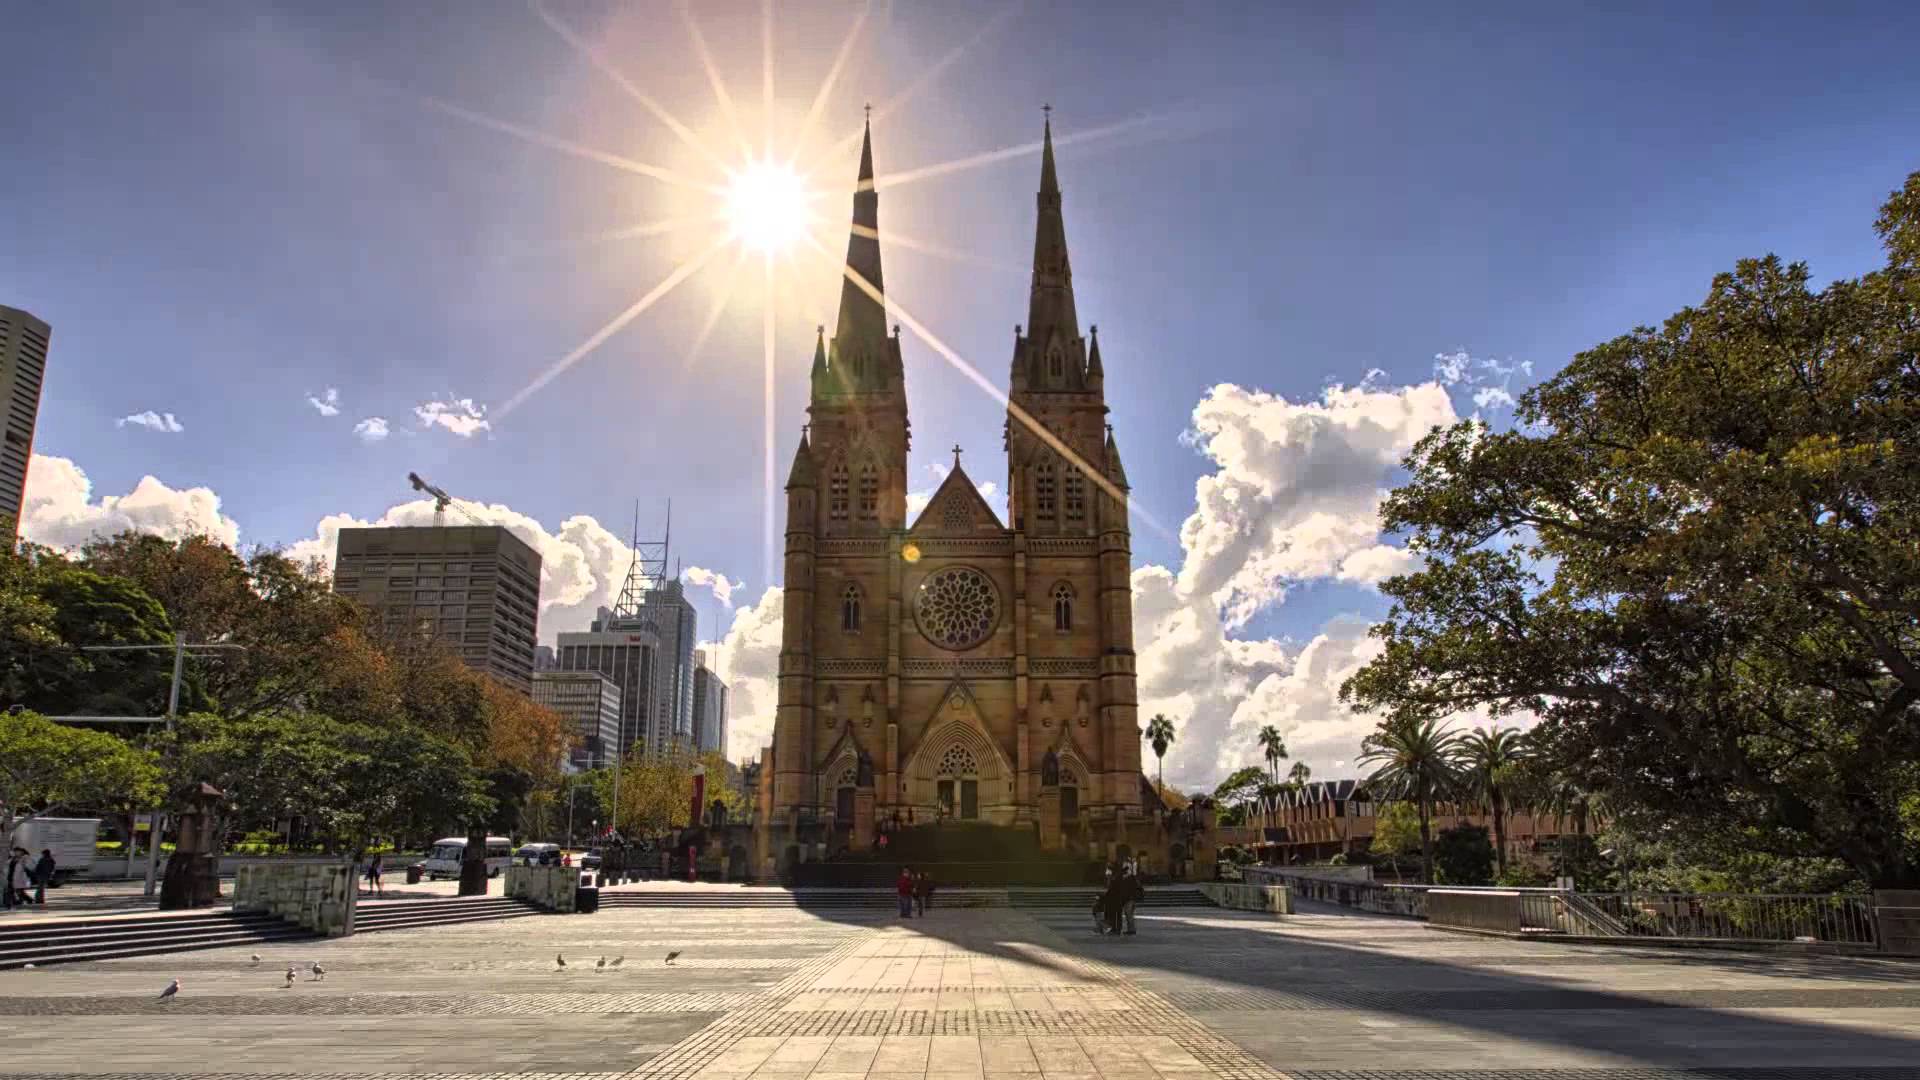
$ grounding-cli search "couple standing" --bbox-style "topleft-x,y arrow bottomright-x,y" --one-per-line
1095,861 -> 1143,936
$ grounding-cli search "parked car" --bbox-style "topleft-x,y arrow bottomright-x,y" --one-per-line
514,842 -> 563,867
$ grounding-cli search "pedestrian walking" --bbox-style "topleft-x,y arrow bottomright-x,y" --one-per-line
1120,863 -> 1143,936
896,867 -> 915,918
921,870 -> 937,913
7,847 -> 31,907
32,849 -> 56,906
911,871 -> 927,916
364,852 -> 384,897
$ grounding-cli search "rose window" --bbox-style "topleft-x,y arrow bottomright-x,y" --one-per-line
914,567 -> 1000,650
938,745 -> 979,777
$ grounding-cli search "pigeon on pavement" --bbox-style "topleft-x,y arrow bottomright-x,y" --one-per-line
664,951 -> 680,966
609,955 -> 625,969
555,952 -> 567,970
250,954 -> 262,966
595,956 -> 606,972
310,962 -> 326,981
158,979 -> 180,1001
284,965 -> 297,988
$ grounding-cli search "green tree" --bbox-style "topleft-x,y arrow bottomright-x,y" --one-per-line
1357,716 -> 1462,883
1370,802 -> 1420,881
0,710 -> 163,837
1258,725 -> 1287,784
1288,760 -> 1312,792
0,544 -> 176,716
1432,823 -> 1495,886
1213,765 -> 1266,816
1143,714 -> 1176,790
1345,173 -> 1920,888
1457,726 -> 1527,877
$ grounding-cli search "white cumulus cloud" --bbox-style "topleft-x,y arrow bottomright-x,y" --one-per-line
682,566 -> 741,607
413,396 -> 491,437
116,411 -> 184,434
1140,376 -> 1459,788
702,586 -> 784,763
306,388 -> 341,417
19,453 -> 239,550
353,417 -> 390,442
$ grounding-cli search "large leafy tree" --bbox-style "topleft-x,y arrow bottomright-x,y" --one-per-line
0,543 -> 175,716
1346,173 -> 1920,888
1356,716 -> 1462,883
1370,801 -> 1421,880
0,710 -> 164,835
79,534 -> 362,719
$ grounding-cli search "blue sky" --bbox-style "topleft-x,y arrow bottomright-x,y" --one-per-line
5,2 -> 1917,780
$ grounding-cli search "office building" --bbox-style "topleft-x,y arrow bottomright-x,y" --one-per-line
641,579 -> 699,754
556,606 -> 656,760
532,669 -> 622,772
332,525 -> 542,693
692,652 -> 729,756
0,305 -> 51,535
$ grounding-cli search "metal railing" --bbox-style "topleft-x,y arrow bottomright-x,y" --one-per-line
1249,867 -> 1877,947
1562,892 -> 1876,945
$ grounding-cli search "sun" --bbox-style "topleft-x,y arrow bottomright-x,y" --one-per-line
722,158 -> 811,255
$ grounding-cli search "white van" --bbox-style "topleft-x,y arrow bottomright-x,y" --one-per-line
5,817 -> 99,884
421,836 -> 512,880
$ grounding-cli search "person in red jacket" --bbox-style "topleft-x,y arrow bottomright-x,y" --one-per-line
896,867 -> 915,918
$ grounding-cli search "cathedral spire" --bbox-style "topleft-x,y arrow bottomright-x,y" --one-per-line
1026,107 -> 1079,349
824,110 -> 894,396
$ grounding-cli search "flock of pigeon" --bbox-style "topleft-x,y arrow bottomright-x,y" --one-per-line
153,949 -> 682,1000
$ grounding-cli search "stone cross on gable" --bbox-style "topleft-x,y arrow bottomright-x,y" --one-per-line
951,444 -> 964,468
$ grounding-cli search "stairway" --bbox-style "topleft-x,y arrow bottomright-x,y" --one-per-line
0,910 -> 317,970
0,895 -> 543,970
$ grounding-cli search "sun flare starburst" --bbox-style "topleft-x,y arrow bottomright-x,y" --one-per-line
723,158 -> 812,255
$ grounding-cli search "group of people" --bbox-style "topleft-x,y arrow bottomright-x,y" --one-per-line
894,867 -> 937,916
1093,860 -> 1144,936
3,847 -> 55,909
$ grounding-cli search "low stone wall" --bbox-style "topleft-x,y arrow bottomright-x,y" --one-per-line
1874,891 -> 1920,956
1426,888 -> 1522,934
1201,882 -> 1293,915
231,861 -> 356,936
505,865 -> 579,912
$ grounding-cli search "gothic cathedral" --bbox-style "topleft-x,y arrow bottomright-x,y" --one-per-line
766,116 -> 1150,868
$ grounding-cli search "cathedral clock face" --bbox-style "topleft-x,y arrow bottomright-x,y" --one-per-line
914,566 -> 1000,650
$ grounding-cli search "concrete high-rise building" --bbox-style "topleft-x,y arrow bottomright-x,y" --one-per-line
332,525 -> 542,694
556,607 -> 656,760
0,305 -> 52,535
691,652 -> 729,756
641,579 -> 698,754
532,669 -> 622,772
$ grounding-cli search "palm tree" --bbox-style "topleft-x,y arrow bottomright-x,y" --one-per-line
1258,725 -> 1287,784
1287,760 -> 1312,791
1457,726 -> 1526,877
1357,716 -> 1464,883
1144,714 -> 1177,791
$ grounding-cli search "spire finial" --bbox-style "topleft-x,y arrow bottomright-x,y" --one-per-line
952,444 -> 964,468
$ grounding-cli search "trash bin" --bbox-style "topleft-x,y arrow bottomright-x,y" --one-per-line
406,863 -> 424,885
574,886 -> 600,914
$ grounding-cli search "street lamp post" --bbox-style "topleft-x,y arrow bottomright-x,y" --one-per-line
49,634 -> 247,897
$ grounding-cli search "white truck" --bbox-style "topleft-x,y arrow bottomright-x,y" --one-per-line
5,817 -> 100,884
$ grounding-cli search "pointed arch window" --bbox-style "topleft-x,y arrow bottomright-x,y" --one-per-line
1052,582 -> 1075,633
1034,461 -> 1056,520
829,461 -> 850,520
1063,465 -> 1087,524
1047,346 -> 1064,379
851,350 -> 867,382
841,583 -> 862,633
857,462 -> 879,519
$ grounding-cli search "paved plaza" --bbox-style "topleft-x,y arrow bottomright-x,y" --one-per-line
2,893 -> 1920,1079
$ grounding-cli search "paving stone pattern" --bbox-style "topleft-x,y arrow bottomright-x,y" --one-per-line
4,892 -> 1920,1078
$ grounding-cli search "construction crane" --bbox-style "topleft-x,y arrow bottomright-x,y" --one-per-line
408,471 -> 480,527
